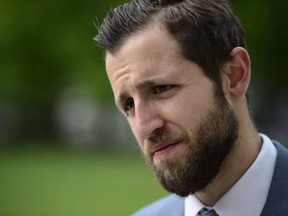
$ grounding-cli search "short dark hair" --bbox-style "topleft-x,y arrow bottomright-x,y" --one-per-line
95,0 -> 246,86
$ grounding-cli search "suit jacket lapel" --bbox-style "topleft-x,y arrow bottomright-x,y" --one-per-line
261,141 -> 288,215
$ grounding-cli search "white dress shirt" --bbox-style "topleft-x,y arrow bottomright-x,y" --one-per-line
185,134 -> 277,216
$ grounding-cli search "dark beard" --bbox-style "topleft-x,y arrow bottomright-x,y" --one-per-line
147,91 -> 239,197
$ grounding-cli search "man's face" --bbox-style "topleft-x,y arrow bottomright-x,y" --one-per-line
105,25 -> 238,196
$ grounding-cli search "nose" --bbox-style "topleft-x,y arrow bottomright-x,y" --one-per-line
132,101 -> 165,141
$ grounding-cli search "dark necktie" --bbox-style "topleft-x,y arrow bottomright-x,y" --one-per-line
197,207 -> 219,216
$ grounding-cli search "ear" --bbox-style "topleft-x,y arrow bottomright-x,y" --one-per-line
226,47 -> 251,97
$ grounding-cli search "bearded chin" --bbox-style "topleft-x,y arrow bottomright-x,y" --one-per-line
148,101 -> 239,197
152,147 -> 220,197
151,148 -> 215,197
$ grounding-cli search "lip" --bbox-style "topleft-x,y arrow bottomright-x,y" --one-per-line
152,140 -> 182,156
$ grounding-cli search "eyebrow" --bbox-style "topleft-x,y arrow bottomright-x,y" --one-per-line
135,79 -> 158,89
115,76 -> 172,110
115,79 -> 158,109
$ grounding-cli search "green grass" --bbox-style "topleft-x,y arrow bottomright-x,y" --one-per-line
0,147 -> 168,216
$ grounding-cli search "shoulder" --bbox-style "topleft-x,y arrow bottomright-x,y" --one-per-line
273,140 -> 288,166
273,141 -> 288,155
132,194 -> 184,216
261,141 -> 288,215
271,141 -> 288,179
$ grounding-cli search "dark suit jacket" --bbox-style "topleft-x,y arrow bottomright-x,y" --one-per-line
132,141 -> 288,216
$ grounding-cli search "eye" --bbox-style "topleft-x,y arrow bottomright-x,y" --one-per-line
123,98 -> 134,112
153,85 -> 172,94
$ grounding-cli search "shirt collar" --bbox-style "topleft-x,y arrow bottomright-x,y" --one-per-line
185,134 -> 277,216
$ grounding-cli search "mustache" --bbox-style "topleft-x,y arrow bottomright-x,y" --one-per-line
145,127 -> 187,146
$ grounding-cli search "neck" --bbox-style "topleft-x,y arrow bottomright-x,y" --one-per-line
195,116 -> 262,206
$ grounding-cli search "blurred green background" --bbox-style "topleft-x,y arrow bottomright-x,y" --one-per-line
0,0 -> 287,215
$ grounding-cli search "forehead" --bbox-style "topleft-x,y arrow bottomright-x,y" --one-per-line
105,24 -> 189,102
105,24 -> 183,76
109,26 -> 178,57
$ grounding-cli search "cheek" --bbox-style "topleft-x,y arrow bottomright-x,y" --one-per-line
166,98 -> 197,123
166,97 -> 210,131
